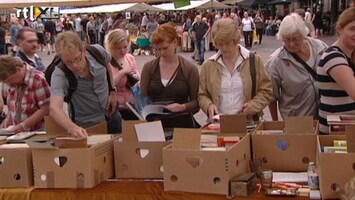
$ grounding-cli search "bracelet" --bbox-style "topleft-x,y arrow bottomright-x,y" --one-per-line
19,122 -> 28,132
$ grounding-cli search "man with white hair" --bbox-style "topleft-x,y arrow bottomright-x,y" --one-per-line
191,15 -> 209,65
202,17 -> 211,51
265,13 -> 328,121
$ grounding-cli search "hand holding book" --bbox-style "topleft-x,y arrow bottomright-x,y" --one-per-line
164,103 -> 186,112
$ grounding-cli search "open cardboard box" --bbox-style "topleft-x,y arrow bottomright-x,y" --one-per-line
0,144 -> 33,188
252,116 -> 318,172
114,120 -> 170,179
44,116 -> 108,136
26,116 -> 108,144
163,115 -> 251,195
28,119 -> 115,188
317,128 -> 355,199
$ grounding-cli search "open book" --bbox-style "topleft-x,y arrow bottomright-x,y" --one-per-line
126,101 -> 173,120
0,125 -> 15,136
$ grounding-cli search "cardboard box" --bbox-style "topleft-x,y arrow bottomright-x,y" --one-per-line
45,116 -> 108,136
230,173 -> 257,197
114,120 -> 170,179
28,135 -> 115,188
317,134 -> 355,199
0,145 -> 33,188
0,136 -> 7,145
163,115 -> 251,195
252,116 -> 318,172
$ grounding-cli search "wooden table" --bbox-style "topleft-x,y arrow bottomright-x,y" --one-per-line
0,180 -> 309,200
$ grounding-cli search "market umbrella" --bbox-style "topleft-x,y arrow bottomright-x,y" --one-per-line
236,0 -> 268,7
153,0 -> 231,11
267,0 -> 292,5
183,0 -> 231,9
61,3 -> 163,14
125,2 -> 163,12
222,0 -> 244,5
153,3 -> 176,11
0,0 -> 165,8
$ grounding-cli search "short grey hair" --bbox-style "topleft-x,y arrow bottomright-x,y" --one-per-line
277,13 -> 309,40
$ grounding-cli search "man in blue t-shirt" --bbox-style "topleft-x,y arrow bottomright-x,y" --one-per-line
16,27 -> 46,72
50,31 -> 122,137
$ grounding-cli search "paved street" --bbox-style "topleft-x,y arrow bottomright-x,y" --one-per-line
37,35 -> 337,126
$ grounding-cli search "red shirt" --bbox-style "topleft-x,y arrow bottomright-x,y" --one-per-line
7,65 -> 51,131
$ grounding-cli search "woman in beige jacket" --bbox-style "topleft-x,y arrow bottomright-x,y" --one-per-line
198,18 -> 273,122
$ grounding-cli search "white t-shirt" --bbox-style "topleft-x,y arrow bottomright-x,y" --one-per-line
75,17 -> 82,32
305,11 -> 312,22
242,18 -> 253,32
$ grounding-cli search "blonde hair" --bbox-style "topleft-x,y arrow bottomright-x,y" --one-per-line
277,13 -> 309,39
336,7 -> 355,34
55,31 -> 84,57
0,56 -> 24,81
211,18 -> 241,45
104,29 -> 130,54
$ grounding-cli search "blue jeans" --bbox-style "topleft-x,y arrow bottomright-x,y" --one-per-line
195,39 -> 205,63
0,44 -> 5,55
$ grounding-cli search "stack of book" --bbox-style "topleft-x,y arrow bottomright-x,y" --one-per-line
327,115 -> 355,133
321,139 -> 347,153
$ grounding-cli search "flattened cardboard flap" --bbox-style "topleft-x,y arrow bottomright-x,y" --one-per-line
346,126 -> 355,153
45,116 -> 107,135
172,128 -> 200,150
220,115 -> 247,133
54,137 -> 87,148
86,122 -> 107,134
122,120 -> 147,142
27,140 -> 58,149
285,116 -> 313,134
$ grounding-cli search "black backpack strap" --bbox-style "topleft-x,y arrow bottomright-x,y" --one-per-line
250,51 -> 256,98
58,63 -> 77,122
249,51 -> 259,122
86,45 -> 106,67
85,45 -> 115,92
44,55 -> 62,85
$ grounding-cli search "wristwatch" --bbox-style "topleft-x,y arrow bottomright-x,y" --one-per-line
109,86 -> 117,93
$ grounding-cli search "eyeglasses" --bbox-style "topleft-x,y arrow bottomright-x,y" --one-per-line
63,52 -> 83,66
283,36 -> 304,43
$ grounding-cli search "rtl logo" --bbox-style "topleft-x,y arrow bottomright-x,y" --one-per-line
16,6 -> 59,21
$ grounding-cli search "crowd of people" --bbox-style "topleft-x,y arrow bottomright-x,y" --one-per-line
0,5 -> 353,137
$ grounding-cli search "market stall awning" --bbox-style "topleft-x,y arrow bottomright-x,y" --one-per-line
222,0 -> 244,5
234,0 -> 267,7
61,3 -> 163,14
267,0 -> 292,5
0,0 -> 166,8
152,3 -> 176,11
153,0 -> 230,11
